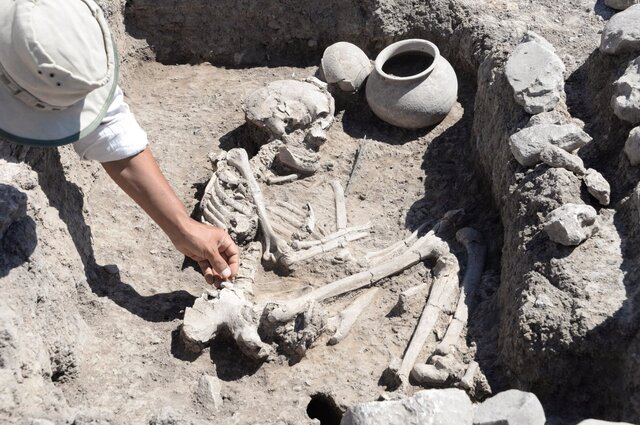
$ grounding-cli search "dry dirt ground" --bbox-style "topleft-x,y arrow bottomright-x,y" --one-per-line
77,62 -> 496,424
1,0 -> 635,423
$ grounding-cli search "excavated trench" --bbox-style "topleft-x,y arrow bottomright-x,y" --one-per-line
120,1 -> 640,422
1,0 -> 639,423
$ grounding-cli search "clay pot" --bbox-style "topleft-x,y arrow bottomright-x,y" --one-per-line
321,42 -> 372,92
366,39 -> 458,129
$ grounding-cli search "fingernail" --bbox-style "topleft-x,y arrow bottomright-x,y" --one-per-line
221,267 -> 231,278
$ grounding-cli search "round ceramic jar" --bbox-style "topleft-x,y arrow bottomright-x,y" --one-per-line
366,39 -> 458,129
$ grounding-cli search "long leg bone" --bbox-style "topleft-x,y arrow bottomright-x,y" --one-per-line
434,228 -> 486,355
226,148 -> 289,263
265,230 -> 449,324
394,252 -> 460,387
331,180 -> 347,230
328,288 -> 379,345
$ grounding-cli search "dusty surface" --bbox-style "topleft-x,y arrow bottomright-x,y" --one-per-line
2,0 -> 640,424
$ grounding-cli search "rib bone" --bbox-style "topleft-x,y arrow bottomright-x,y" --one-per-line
328,288 -> 379,345
331,180 -> 347,230
435,228 -> 486,355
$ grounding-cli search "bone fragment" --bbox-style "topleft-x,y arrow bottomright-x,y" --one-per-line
291,223 -> 372,250
306,203 -> 317,233
226,149 -> 289,263
201,207 -> 227,230
331,180 -> 347,230
268,206 -> 306,229
275,200 -> 307,219
204,198 -> 230,227
396,283 -> 429,314
435,228 -> 486,355
181,287 -> 272,360
366,222 -> 429,263
205,192 -> 233,220
282,230 -> 369,266
395,253 -> 460,387
459,360 -> 479,390
328,288 -> 379,345
214,178 -> 253,216
267,174 -> 299,185
266,229 -> 449,324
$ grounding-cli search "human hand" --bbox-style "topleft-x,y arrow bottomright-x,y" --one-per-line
171,219 -> 240,286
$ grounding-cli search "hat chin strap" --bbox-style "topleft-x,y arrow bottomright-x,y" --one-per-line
0,62 -> 68,112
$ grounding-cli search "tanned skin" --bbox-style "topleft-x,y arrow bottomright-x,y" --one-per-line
102,146 -> 240,286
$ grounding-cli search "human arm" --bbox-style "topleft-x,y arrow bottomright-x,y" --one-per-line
101,146 -> 239,284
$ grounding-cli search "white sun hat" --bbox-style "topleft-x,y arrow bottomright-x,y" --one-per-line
0,0 -> 118,146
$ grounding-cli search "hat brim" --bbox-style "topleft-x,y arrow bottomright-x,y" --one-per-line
0,45 -> 119,147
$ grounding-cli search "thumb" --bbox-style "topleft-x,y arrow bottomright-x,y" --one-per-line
207,249 -> 232,280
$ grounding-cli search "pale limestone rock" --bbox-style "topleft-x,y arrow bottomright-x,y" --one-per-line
509,124 -> 592,167
341,389 -> 473,425
524,110 -> 565,128
539,144 -> 586,174
624,127 -> 640,165
195,374 -> 223,411
600,5 -> 640,54
543,204 -> 598,246
584,169 -> 611,206
605,0 -> 640,10
473,390 -> 545,425
612,57 -> 640,125
505,37 -> 565,114
321,42 -> 372,92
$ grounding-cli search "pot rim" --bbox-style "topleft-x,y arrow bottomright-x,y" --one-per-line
373,39 -> 440,82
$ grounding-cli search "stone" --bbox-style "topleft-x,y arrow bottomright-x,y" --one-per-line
624,126 -> 640,165
543,204 -> 598,246
600,5 -> 640,54
539,145 -> 586,174
341,388 -> 473,425
524,110 -> 565,127
72,410 -> 113,425
605,0 -> 640,10
509,124 -> 592,167
29,420 -> 56,425
584,169 -> 611,206
578,420 -> 635,425
321,42 -> 372,92
520,31 -> 556,53
0,183 -> 27,240
505,37 -> 565,114
149,407 -> 184,425
194,374 -> 223,411
612,57 -> 640,125
473,390 -> 545,425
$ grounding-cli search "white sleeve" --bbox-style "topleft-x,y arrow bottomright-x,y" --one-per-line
73,86 -> 149,162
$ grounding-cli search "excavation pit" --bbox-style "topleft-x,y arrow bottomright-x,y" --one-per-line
1,0 -> 638,424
